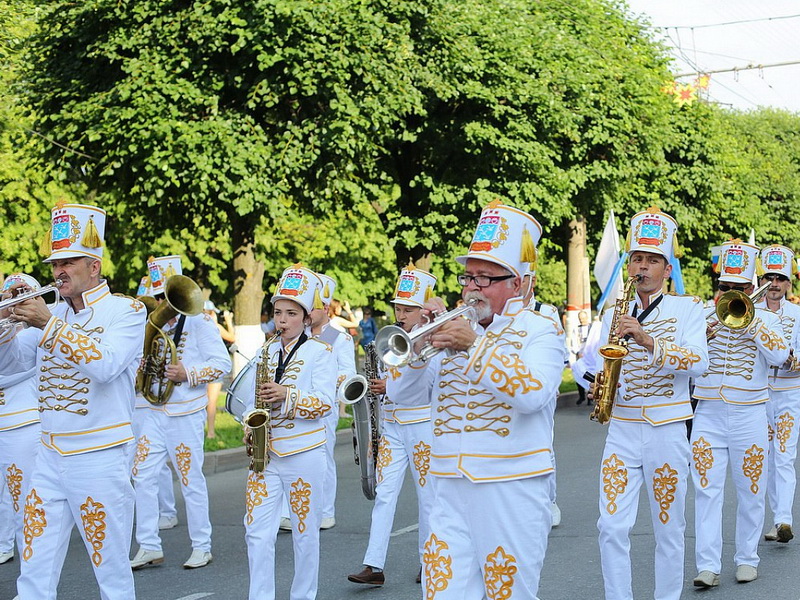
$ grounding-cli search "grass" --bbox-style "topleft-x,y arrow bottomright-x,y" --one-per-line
205,369 -> 578,452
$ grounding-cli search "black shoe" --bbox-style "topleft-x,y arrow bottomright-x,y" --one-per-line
576,398 -> 584,405
416,566 -> 422,584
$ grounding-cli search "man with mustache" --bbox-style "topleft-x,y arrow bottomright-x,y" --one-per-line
419,200 -> 564,599
755,245 -> 800,545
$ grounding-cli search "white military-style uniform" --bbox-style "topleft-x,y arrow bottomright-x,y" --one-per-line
0,329 -> 41,562
132,312 -> 231,556
597,291 -> 708,600
423,297 -> 564,600
361,358 -> 435,571
0,282 -> 145,600
244,333 -> 337,600
692,306 -> 788,573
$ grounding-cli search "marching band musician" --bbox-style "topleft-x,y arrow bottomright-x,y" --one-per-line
347,264 -> 438,587
756,245 -> 800,544
592,208 -> 708,600
130,255 -> 231,571
0,275 -> 44,569
244,264 -> 337,600
691,239 -> 789,587
0,203 -> 145,599
420,200 -> 565,599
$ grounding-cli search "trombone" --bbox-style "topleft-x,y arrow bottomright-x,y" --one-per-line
374,298 -> 478,367
706,281 -> 770,338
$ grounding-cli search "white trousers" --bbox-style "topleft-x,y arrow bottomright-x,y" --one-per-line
16,444 -> 135,600
245,446 -> 326,600
0,424 -> 39,557
766,387 -> 800,525
691,400 -> 767,572
363,419 -> 435,569
132,409 -> 211,552
423,475 -> 551,600
131,409 -> 177,520
597,420 -> 689,600
321,409 -> 338,520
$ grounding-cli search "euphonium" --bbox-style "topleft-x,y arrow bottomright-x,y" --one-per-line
591,274 -> 641,424
244,330 -> 282,473
136,275 -> 204,405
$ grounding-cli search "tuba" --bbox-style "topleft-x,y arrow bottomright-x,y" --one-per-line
591,274 -> 641,424
136,275 -> 204,405
338,341 -> 382,499
243,330 -> 282,472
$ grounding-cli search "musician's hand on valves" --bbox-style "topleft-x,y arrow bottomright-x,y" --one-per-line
422,297 -> 448,325
8,296 -> 51,329
368,378 -> 386,395
164,362 -> 188,382
617,315 -> 654,353
259,382 -> 288,405
428,317 -> 478,352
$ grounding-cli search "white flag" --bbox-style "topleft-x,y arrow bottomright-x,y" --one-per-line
748,228 -> 757,285
594,211 -> 624,306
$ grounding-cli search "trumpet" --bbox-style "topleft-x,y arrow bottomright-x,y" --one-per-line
374,298 -> 478,367
0,280 -> 63,332
706,281 -> 770,339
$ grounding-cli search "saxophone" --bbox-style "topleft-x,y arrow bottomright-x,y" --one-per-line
590,274 -> 641,424
243,330 -> 282,472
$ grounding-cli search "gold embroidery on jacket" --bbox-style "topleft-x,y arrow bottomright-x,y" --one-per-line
768,422 -> 775,443
195,366 -> 224,384
293,391 -> 330,419
484,546 -> 518,599
175,443 -> 192,486
54,322 -> 103,365
653,463 -> 678,524
602,453 -> 628,514
414,440 -> 431,487
289,478 -> 311,533
23,488 -> 46,561
657,340 -> 701,371
433,359 -> 469,436
7,464 -> 22,512
245,471 -> 268,526
777,412 -> 795,453
692,437 -> 713,488
623,316 -> 677,400
377,436 -> 391,484
80,496 -> 107,567
749,320 -> 787,352
742,444 -> 765,494
38,355 -> 91,415
423,533 -> 452,599
706,329 -> 756,380
132,436 -> 150,477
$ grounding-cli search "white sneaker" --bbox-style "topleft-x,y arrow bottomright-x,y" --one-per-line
736,564 -> 757,583
279,517 -> 292,531
158,515 -> 178,530
0,548 -> 13,565
765,525 -> 778,541
550,502 -> 561,528
183,549 -> 213,569
693,570 -> 719,587
320,517 -> 336,530
130,547 -> 164,570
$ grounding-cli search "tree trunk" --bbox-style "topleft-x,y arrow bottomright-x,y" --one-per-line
231,214 -> 266,373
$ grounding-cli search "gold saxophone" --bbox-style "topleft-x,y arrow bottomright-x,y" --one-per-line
591,274 -> 641,424
244,330 -> 282,472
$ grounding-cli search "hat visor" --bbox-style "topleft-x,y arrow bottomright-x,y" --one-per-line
271,293 -> 312,314
455,253 -> 522,278
390,299 -> 423,307
627,246 -> 669,259
718,274 -> 753,284
44,249 -> 102,263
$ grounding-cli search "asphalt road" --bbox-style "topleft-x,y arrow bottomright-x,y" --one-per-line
3,394 -> 800,599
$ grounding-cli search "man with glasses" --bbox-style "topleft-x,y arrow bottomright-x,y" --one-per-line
756,245 -> 800,545
691,239 -> 789,587
419,200 -> 565,599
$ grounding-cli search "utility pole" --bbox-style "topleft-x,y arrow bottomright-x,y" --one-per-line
566,216 -> 590,362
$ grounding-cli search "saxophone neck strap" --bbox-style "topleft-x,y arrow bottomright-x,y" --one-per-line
275,332 -> 308,384
631,294 -> 663,324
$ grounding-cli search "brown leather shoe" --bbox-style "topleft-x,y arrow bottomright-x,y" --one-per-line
416,566 -> 422,584
348,566 -> 385,586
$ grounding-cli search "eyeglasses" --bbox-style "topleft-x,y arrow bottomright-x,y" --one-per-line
763,274 -> 789,283
718,283 -> 746,293
456,274 -> 514,288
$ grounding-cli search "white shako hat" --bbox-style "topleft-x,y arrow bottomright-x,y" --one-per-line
41,201 -> 106,263
136,275 -> 153,297
147,255 -> 183,296
456,200 -> 541,279
759,244 -> 796,280
715,239 -> 761,284
2,273 -> 41,292
317,273 -> 336,307
391,263 -> 437,308
272,264 -> 324,314
626,206 -> 680,260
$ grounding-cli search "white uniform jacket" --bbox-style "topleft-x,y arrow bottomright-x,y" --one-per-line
245,336 -> 337,457
139,313 -> 231,416
0,281 -> 145,455
385,360 -> 432,425
429,297 -> 565,483
316,324 -> 356,392
694,306 -> 788,404
756,297 -> 800,391
600,292 -> 709,425
0,327 -> 40,432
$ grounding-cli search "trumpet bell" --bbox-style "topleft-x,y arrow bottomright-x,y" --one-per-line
338,374 -> 368,405
374,325 -> 411,367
